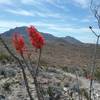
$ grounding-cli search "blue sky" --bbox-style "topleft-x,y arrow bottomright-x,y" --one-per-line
0,0 -> 99,43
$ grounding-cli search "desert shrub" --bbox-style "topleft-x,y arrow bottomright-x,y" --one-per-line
0,68 -> 6,78
6,69 -> 16,77
3,82 -> 11,92
0,95 -> 5,100
62,66 -> 69,72
80,88 -> 89,100
0,53 -> 10,62
0,68 -> 16,78
95,68 -> 100,81
40,59 -> 48,66
47,86 -> 62,100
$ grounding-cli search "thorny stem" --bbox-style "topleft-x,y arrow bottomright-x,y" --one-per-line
89,28 -> 100,100
21,64 -> 34,100
28,57 -> 34,73
75,71 -> 81,100
35,49 -> 42,77
35,49 -> 44,100
90,0 -> 100,29
21,50 -> 44,100
28,56 -> 43,99
89,26 -> 98,37
0,35 -> 34,100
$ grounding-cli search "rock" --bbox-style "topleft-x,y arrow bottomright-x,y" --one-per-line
47,85 -> 62,100
0,95 -> 5,100
0,68 -> 16,78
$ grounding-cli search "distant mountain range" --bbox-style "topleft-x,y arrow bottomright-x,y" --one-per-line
2,26 -> 82,45
2,26 -> 100,68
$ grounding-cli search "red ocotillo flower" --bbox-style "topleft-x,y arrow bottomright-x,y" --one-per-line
27,26 -> 45,49
12,33 -> 25,54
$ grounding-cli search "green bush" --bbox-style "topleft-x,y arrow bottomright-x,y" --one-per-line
95,68 -> 100,81
3,82 -> 11,92
0,53 -> 10,61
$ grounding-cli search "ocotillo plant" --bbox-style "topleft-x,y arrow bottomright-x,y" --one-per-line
12,32 -> 34,100
18,26 -> 45,100
27,25 -> 45,76
0,34 -> 34,100
89,26 -> 100,100
89,0 -> 100,99
12,26 -> 45,100
0,25 -> 45,100
27,25 -> 45,100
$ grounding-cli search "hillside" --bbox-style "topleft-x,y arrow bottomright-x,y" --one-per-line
1,26 -> 100,100
1,26 -> 100,69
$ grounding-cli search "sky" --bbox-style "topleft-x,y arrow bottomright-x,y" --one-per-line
0,0 -> 100,43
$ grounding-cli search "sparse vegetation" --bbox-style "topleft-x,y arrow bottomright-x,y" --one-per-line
80,88 -> 90,100
3,82 -> 11,92
0,53 -> 10,62
95,68 -> 100,81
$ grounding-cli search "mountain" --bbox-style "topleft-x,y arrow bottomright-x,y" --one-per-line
2,26 -> 82,45
1,26 -> 100,69
62,36 -> 82,45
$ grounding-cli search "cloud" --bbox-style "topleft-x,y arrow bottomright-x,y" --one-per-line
49,26 -> 99,35
5,8 -> 61,18
80,15 -> 97,23
6,9 -> 35,16
0,19 -> 60,32
0,19 -> 73,33
21,0 -> 43,6
0,19 -> 97,35
81,18 -> 90,22
21,0 -> 69,12
21,0 -> 32,4
0,0 -> 13,5
0,20 -> 27,33
34,11 -> 61,18
72,0 -> 90,8
45,0 -> 64,9
5,0 -> 67,19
